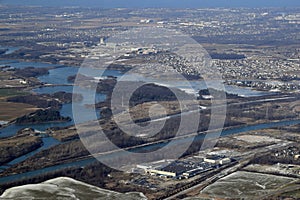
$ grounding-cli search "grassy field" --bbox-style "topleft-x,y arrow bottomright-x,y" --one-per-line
0,88 -> 28,98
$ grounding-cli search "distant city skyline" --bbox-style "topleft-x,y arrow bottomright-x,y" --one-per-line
1,0 -> 300,8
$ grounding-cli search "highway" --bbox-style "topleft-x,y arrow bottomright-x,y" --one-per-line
151,95 -> 295,123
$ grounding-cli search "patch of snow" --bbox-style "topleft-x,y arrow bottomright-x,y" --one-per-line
0,177 -> 147,200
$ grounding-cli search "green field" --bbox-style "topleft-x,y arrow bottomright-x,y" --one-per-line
0,88 -> 28,98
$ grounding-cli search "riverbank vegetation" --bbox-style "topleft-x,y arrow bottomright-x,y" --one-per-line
15,109 -> 71,125
0,134 -> 42,165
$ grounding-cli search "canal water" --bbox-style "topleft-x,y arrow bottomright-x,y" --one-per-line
0,118 -> 299,184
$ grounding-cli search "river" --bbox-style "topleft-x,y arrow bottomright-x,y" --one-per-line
0,119 -> 299,184
0,62 -> 121,138
0,59 -> 269,138
0,137 -> 60,173
0,47 -> 20,55
0,58 -> 276,179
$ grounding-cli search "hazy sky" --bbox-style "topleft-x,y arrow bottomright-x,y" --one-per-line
1,0 -> 300,8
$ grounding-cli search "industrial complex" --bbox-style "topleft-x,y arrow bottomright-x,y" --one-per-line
135,155 -> 233,179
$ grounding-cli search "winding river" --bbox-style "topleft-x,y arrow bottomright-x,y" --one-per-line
0,59 -> 268,138
0,62 -> 121,138
0,56 -> 285,184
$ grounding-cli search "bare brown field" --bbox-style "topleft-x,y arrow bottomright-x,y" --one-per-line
0,102 -> 38,121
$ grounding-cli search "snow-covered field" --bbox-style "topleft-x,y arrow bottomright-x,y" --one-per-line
0,177 -> 147,200
201,171 -> 297,199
